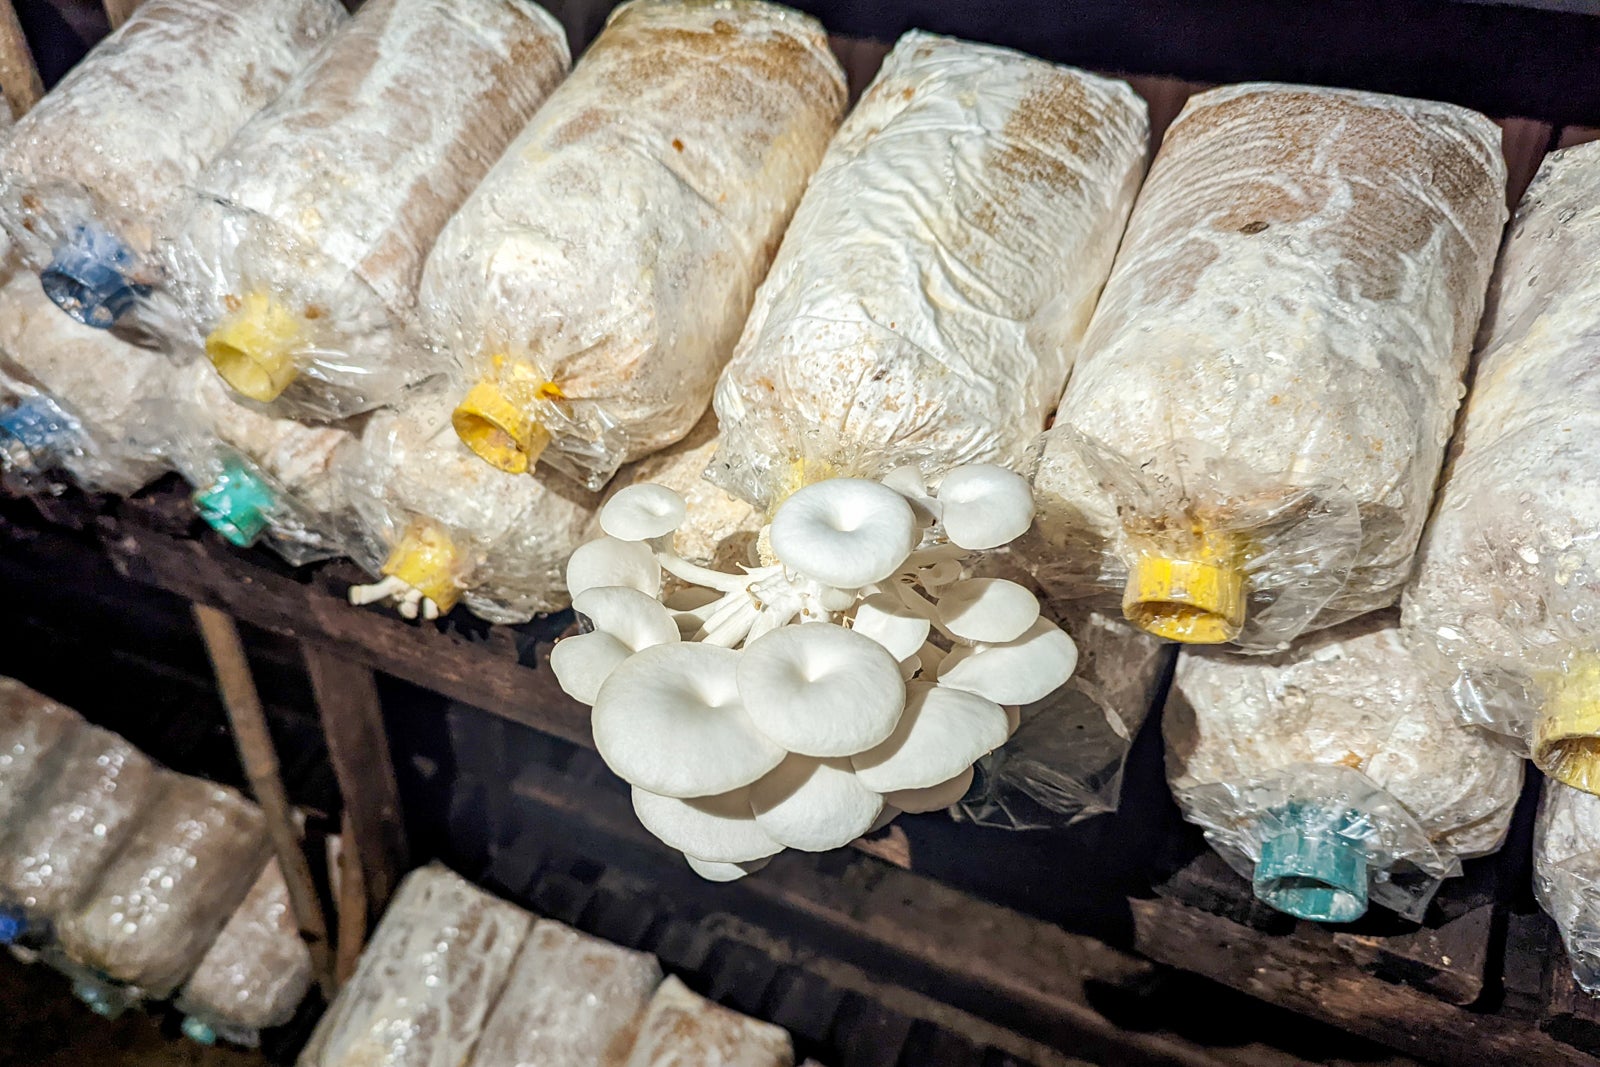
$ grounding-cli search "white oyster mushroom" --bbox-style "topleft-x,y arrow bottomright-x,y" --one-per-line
551,587 -> 682,704
851,592 -> 932,661
936,464 -> 1034,550
937,578 -> 1040,644
886,766 -> 976,813
600,483 -> 687,541
550,635 -> 629,705
880,465 -> 942,526
748,755 -> 884,852
770,478 -> 918,589
737,623 -> 906,756
852,681 -> 1010,793
594,643 -> 785,798
631,787 -> 783,864
939,618 -> 1078,705
685,855 -> 772,882
567,537 -> 661,598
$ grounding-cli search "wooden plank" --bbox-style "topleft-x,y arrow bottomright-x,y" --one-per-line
0,0 -> 42,119
332,815 -> 365,985
192,604 -> 338,1002
302,647 -> 408,939
101,0 -> 142,30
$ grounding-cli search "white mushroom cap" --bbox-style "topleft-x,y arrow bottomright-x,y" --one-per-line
938,618 -> 1078,705
685,854 -> 771,882
567,537 -> 661,598
748,755 -> 884,852
851,592 -> 931,661
936,465 -> 1034,550
600,484 -> 686,542
880,465 -> 941,527
573,586 -> 680,650
632,786 -> 782,864
550,632 -> 631,705
886,766 -> 975,814
594,643 -> 785,798
851,681 -> 1009,793
736,623 -> 906,757
936,578 -> 1039,644
770,478 -> 917,589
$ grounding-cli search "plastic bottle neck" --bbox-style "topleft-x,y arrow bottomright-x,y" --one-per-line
1123,528 -> 1247,644
192,458 -> 276,548
0,397 -> 74,479
41,224 -> 142,329
1252,802 -> 1369,923
382,519 -> 465,613
1535,657 -> 1600,793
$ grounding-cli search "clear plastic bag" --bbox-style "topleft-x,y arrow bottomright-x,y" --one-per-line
622,975 -> 793,1067
1402,140 -> 1600,794
53,773 -> 269,1001
299,863 -> 531,1067
1033,83 -> 1507,651
342,380 -> 599,621
470,919 -> 662,1067
0,724 -> 161,948
0,0 -> 345,329
166,360 -> 359,564
158,0 -> 569,420
712,31 -> 1147,511
1535,781 -> 1600,993
176,859 -> 312,1048
1166,611 -> 1524,921
0,274 -> 173,495
0,677 -> 84,826
422,0 -> 847,488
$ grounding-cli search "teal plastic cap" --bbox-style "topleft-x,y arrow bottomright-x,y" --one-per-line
192,459 -> 275,548
181,1016 -> 218,1046
72,978 -> 120,1018
1253,805 -> 1369,923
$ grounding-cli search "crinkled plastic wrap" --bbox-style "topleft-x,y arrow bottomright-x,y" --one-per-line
1165,611 -> 1524,922
168,360 -> 358,563
621,975 -> 793,1067
712,31 -> 1147,510
176,860 -> 312,1048
470,919 -> 662,1067
1033,84 -> 1507,650
54,774 -> 269,998
1401,140 -> 1600,794
0,274 -> 172,494
1535,781 -> 1600,992
0,0 -> 345,328
298,863 -> 531,1067
422,0 -> 847,488
343,381 -> 598,620
162,0 -> 569,419
0,724 -> 161,945
958,603 -> 1171,829
0,677 -> 83,822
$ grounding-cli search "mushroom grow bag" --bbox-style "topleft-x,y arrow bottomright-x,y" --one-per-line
423,0 -> 846,488
1402,139 -> 1600,795
160,0 -> 569,420
711,30 -> 1148,512
622,975 -> 795,1067
1165,610 -> 1523,922
0,0 -> 344,329
1032,83 -> 1507,650
1536,781 -> 1600,994
0,677 -> 84,826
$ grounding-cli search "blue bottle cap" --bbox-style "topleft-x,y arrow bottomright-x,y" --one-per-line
1253,803 -> 1369,923
181,1016 -> 218,1046
40,224 -> 143,329
0,396 -> 73,477
0,909 -> 25,944
192,458 -> 276,548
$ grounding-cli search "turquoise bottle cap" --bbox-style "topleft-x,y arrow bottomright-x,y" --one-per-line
40,223 -> 143,329
193,458 -> 275,548
72,978 -> 119,1018
181,1016 -> 218,1046
1253,803 -> 1369,923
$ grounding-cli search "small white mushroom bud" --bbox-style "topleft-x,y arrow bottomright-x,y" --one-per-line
886,766 -> 976,814
770,478 -> 917,589
748,755 -> 884,852
600,483 -> 687,542
567,536 -> 661,599
936,578 -> 1040,644
736,623 -> 906,757
631,786 -> 782,864
851,681 -> 1009,794
938,617 -> 1078,705
685,855 -> 772,882
936,464 -> 1034,550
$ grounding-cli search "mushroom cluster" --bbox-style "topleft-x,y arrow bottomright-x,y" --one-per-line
552,464 -> 1078,880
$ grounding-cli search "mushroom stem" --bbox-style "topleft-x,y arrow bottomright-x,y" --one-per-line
655,549 -> 752,594
697,594 -> 762,648
348,574 -> 409,606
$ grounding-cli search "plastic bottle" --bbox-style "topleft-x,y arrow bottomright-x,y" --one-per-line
469,919 -> 662,1067
163,0 -> 570,420
423,0 -> 847,488
0,724 -> 161,949
1535,781 -> 1600,992
1165,610 -> 1524,922
621,975 -> 793,1067
342,381 -> 598,622
712,31 -> 1147,511
0,677 -> 84,829
168,361 -> 358,563
0,0 -> 345,328
1033,84 -> 1507,650
1402,139 -> 1600,794
175,859 -> 312,1049
0,274 -> 172,494
52,774 -> 269,1013
298,863 -> 531,1067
